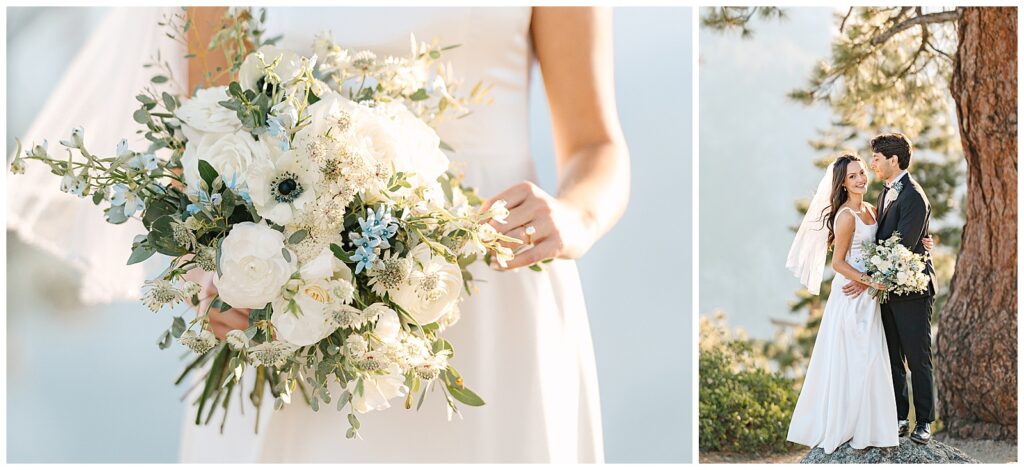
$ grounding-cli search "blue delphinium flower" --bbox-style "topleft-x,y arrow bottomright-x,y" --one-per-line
266,116 -> 291,151
351,232 -> 382,252
358,205 -> 399,242
186,189 -> 211,215
350,245 -> 377,275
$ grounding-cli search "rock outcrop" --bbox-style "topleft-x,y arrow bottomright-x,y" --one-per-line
801,437 -> 980,464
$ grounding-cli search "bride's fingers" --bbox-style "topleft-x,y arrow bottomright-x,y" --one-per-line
482,182 -> 532,212
209,308 -> 250,340
491,199 -> 538,231
501,217 -> 554,251
502,238 -> 558,270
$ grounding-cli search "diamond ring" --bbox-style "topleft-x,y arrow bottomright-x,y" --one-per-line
524,225 -> 536,245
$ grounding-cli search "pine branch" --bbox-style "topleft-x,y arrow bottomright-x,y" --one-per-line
838,7 -> 854,33
869,9 -> 961,46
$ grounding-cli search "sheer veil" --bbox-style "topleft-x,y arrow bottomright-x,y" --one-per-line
6,8 -> 187,304
785,162 -> 836,295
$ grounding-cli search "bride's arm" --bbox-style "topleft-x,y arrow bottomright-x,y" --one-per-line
186,7 -> 232,91
485,7 -> 630,269
832,212 -> 882,290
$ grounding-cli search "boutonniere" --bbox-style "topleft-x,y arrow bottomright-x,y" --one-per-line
885,181 -> 903,207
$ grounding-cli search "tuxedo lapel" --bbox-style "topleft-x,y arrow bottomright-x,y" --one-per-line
878,173 -> 910,226
877,186 -> 888,221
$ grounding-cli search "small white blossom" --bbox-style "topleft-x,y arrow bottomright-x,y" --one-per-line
225,329 -> 250,350
248,341 -> 297,368
344,333 -> 369,360
180,330 -> 218,355
59,126 -> 85,149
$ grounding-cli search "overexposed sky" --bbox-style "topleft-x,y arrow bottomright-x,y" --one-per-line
699,7 -> 836,338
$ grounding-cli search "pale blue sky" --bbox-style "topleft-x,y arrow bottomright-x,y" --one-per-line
699,7 -> 835,338
6,7 -> 692,463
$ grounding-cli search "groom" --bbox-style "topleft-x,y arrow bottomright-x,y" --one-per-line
843,132 -> 937,444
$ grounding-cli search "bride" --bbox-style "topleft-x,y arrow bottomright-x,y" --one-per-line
785,154 -> 930,454
172,7 -> 630,463
7,6 -> 628,464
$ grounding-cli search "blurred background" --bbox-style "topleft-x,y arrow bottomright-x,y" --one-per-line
6,6 -> 692,463
697,6 -> 1015,463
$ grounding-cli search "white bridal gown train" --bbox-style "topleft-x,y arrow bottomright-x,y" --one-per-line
176,7 -> 604,463
786,206 -> 898,453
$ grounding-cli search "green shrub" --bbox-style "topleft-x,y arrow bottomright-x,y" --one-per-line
699,313 -> 800,454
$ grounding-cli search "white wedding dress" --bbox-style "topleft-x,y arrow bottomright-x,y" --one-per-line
786,206 -> 898,454
175,7 -> 604,463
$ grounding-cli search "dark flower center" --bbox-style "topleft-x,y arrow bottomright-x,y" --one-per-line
271,172 -> 304,203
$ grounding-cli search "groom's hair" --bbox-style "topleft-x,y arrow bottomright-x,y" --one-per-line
870,133 -> 913,170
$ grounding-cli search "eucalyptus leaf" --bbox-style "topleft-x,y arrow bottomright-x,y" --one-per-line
171,316 -> 187,338
447,385 -> 485,406
150,215 -> 188,256
198,160 -> 219,192
133,108 -> 150,124
288,229 -> 308,245
162,92 -> 177,111
142,198 -> 179,230
127,243 -> 156,265
409,88 -> 429,101
156,330 -> 173,349
104,205 -> 130,225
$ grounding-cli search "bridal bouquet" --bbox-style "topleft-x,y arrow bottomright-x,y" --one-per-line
861,232 -> 930,303
9,9 -> 511,438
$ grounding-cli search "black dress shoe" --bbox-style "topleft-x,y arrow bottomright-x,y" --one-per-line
898,419 -> 910,437
910,423 -> 931,444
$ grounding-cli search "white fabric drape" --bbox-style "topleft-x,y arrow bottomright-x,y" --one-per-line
785,161 -> 837,295
6,7 -> 186,303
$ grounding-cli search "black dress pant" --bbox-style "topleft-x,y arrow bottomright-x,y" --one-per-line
880,296 -> 935,423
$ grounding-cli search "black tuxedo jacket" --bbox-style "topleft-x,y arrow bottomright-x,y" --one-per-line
875,172 -> 936,301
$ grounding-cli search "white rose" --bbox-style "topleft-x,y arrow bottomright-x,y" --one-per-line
214,222 -> 296,309
345,100 -> 448,184
344,333 -> 369,359
271,278 -> 336,346
271,247 -> 354,346
896,271 -> 908,285
350,364 -> 408,414
370,304 -> 401,344
870,255 -> 883,267
390,243 -> 464,325
181,130 -> 268,192
176,86 -> 242,141
299,246 -> 350,282
239,46 -> 303,92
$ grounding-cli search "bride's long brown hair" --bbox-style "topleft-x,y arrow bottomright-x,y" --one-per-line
819,154 -> 862,247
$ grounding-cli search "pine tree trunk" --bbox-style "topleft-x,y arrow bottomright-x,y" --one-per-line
939,7 -> 1018,440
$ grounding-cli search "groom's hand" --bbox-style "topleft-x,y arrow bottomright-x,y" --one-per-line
842,280 -> 868,297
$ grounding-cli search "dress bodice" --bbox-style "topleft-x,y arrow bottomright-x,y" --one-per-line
838,206 -> 877,271
264,7 -> 536,196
